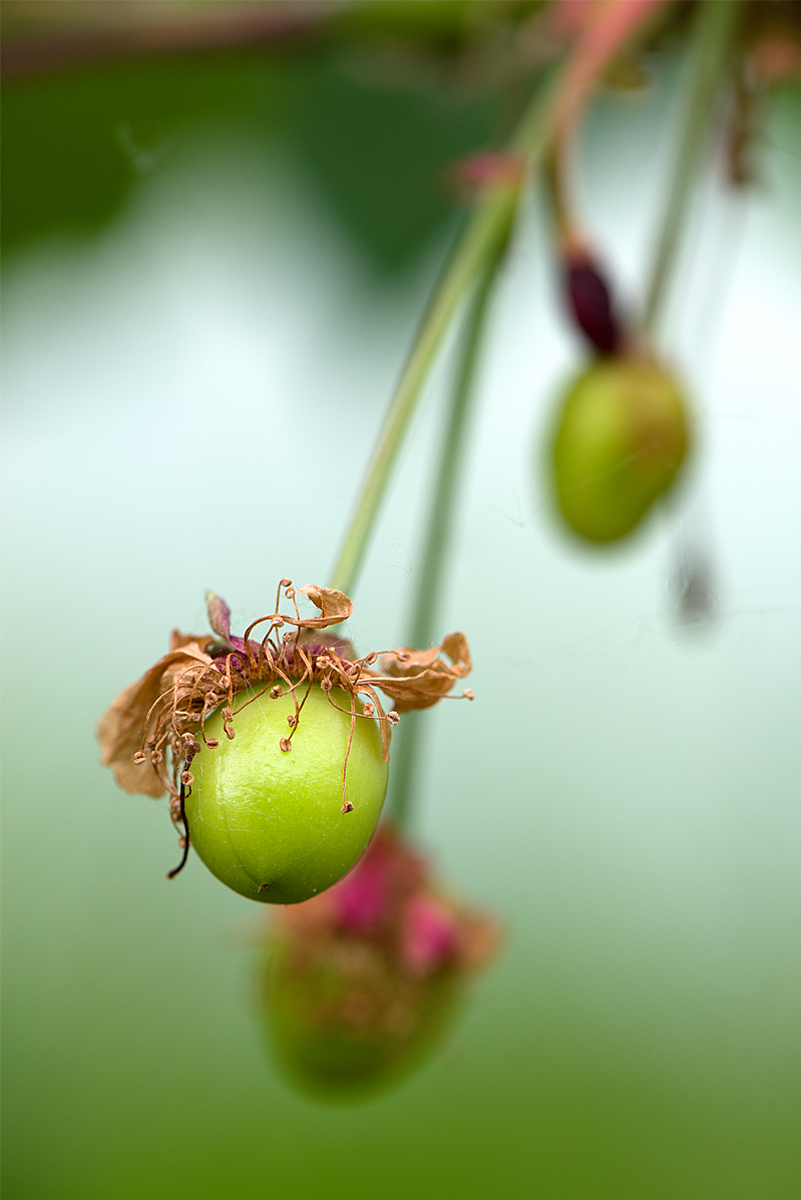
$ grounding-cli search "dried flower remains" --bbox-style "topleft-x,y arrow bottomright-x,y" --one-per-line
98,580 -> 472,868
264,824 -> 501,1095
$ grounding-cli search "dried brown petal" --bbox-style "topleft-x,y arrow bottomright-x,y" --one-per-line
170,630 -> 209,652
365,632 -> 472,713
297,585 -> 353,628
456,911 -> 504,973
99,583 -> 471,813
97,636 -> 213,797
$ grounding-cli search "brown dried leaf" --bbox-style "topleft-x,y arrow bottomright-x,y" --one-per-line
97,636 -> 213,797
439,632 -> 472,674
750,33 -> 801,84
365,632 -> 472,713
457,911 -> 505,973
298,585 -> 353,628
170,629 -> 210,652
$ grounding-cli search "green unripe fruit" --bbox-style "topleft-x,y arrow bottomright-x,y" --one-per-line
185,683 -> 388,904
550,357 -> 689,543
264,946 -> 460,1102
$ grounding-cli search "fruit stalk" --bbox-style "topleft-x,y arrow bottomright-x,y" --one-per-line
389,255 -> 499,831
643,0 -> 742,338
330,1 -> 672,597
327,80 -> 553,597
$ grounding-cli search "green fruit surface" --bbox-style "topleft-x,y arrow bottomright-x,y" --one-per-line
551,357 -> 688,543
263,946 -> 461,1102
185,683 -> 388,904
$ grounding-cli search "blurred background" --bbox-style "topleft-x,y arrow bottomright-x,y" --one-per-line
2,2 -> 800,1197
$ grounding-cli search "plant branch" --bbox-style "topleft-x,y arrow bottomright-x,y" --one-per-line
329,0 -> 673,598
0,2 -> 329,79
327,77 -> 560,598
643,0 -> 741,338
389,255 -> 501,831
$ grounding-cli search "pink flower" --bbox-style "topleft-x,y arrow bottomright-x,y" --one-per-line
261,825 -> 501,1097
401,895 -> 459,976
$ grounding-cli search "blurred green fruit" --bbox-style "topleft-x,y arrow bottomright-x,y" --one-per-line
265,940 -> 461,1100
549,356 -> 689,543
185,683 -> 388,904
259,826 -> 498,1100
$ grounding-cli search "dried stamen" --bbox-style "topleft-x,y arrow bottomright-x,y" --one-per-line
100,581 -> 473,872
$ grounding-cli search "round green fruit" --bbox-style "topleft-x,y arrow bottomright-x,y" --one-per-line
185,683 -> 388,904
550,357 -> 689,543
264,944 -> 461,1102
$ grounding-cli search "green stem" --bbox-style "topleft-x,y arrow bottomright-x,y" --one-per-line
643,0 -> 741,338
389,256 -> 500,831
328,75 -> 557,597
329,0 -> 674,597
406,265 -> 500,651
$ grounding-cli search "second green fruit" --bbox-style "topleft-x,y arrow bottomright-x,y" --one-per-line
550,357 -> 689,543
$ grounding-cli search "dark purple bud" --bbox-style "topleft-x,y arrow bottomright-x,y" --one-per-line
565,258 -> 620,355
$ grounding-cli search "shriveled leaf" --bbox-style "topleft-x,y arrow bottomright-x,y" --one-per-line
97,636 -> 213,797
99,582 -> 472,810
298,585 -> 354,628
170,629 -> 209,652
366,632 -> 472,713
456,910 -> 504,973
439,632 -> 472,674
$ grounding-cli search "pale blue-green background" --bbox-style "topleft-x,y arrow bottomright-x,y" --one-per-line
2,68 -> 800,1198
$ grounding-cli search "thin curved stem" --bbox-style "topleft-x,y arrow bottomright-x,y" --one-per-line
643,0 -> 741,339
389,256 -> 500,831
329,0 -> 674,598
328,75 -> 558,597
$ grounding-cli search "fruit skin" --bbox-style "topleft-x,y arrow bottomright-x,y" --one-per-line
259,826 -> 497,1101
264,941 -> 461,1101
185,683 -> 388,904
550,357 -> 689,543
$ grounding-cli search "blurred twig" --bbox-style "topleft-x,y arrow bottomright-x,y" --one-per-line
1,0 -> 335,79
389,253 -> 500,831
327,134 -> 531,596
330,0 -> 678,598
643,0 -> 743,338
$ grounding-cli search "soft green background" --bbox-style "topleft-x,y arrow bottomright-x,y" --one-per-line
2,43 -> 800,1200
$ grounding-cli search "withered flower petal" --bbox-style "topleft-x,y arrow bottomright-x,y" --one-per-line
297,585 -> 354,628
98,582 -> 472,840
365,630 -> 472,712
262,826 -> 500,1098
97,637 -> 214,797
